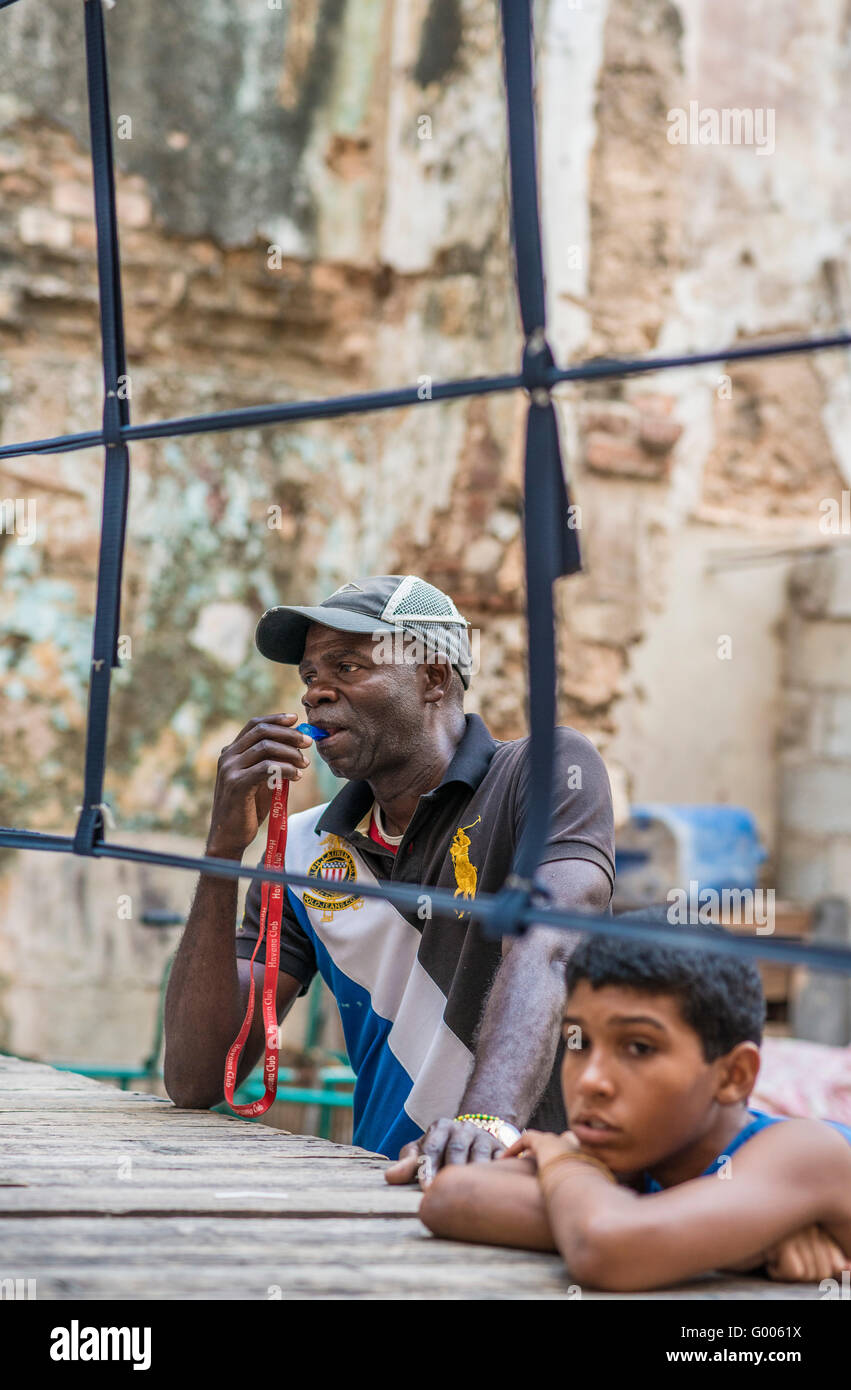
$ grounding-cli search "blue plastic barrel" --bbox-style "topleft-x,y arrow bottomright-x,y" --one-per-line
614,804 -> 766,906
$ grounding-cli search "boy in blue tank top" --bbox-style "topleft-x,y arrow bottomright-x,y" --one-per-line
419,919 -> 851,1290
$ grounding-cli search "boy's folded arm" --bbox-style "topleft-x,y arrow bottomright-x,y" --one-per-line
544,1122 -> 851,1292
419,1158 -> 558,1253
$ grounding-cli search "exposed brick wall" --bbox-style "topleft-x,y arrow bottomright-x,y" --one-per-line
779,549 -> 851,899
2,0 -> 851,1065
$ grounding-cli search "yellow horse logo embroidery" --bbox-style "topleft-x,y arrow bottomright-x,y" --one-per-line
450,816 -> 481,917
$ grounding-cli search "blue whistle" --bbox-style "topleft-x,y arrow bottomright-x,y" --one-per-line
296,722 -> 330,740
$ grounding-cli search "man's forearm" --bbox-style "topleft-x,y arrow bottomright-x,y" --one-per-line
457,929 -> 581,1126
163,865 -> 246,1109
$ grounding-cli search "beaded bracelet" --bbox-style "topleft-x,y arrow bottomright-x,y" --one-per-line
454,1113 -> 520,1146
537,1149 -> 617,1187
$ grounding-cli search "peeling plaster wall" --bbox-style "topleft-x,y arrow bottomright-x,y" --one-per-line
1,0 -> 850,1060
565,0 -> 851,863
778,550 -> 851,901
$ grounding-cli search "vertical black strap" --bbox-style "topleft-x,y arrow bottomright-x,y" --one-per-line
498,0 -> 547,336
73,0 -> 131,854
487,0 -> 582,937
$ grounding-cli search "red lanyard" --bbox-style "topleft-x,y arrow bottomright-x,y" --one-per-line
223,783 -> 288,1116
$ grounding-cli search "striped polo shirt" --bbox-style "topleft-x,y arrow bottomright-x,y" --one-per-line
235,712 -> 615,1158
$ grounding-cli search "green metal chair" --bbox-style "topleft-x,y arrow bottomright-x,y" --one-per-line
46,910 -> 354,1135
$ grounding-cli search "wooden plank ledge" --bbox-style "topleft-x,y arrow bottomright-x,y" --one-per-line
0,1055 -> 818,1300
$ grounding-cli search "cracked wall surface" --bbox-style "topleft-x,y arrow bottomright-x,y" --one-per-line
1,0 -> 850,1059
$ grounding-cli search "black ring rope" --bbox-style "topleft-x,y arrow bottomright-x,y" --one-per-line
3,333 -> 851,463
72,0 -> 132,856
3,826 -> 851,975
2,0 -> 851,976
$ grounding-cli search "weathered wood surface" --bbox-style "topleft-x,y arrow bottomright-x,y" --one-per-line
0,1055 -> 816,1300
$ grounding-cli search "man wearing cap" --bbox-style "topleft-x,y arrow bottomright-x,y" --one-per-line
163,574 -> 614,1182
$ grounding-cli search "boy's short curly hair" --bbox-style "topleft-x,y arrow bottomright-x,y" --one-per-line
564,908 -> 766,1061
